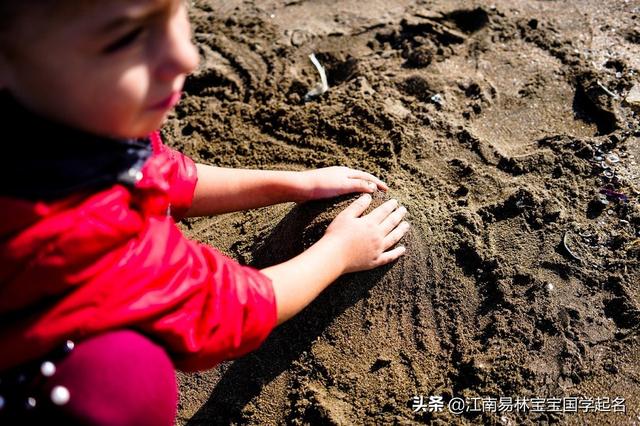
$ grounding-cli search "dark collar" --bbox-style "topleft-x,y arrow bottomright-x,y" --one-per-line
0,92 -> 152,201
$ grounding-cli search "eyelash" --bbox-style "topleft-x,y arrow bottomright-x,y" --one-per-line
103,27 -> 145,54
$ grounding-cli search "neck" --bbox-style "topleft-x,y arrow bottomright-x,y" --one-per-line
0,92 -> 153,201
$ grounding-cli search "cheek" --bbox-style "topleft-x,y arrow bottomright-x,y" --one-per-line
49,63 -> 155,138
90,65 -> 152,131
113,65 -> 175,137
109,65 -> 152,110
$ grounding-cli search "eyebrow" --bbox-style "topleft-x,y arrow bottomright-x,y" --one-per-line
98,13 -> 155,35
96,0 -> 173,35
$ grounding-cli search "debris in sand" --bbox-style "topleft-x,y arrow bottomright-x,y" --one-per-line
600,188 -> 628,202
596,80 -> 619,99
290,29 -> 311,47
604,153 -> 620,165
304,53 -> 329,101
430,93 -> 443,105
597,194 -> 610,205
562,231 -> 583,262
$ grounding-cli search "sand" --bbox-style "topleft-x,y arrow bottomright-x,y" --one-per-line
166,0 -> 640,424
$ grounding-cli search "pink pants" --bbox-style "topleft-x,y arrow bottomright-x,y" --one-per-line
1,330 -> 178,425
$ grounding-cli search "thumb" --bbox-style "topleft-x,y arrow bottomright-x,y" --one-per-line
339,194 -> 372,218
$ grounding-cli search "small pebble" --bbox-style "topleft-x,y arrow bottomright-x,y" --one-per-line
546,283 -> 554,291
625,84 -> 640,106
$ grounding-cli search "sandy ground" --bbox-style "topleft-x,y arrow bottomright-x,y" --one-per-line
166,0 -> 640,424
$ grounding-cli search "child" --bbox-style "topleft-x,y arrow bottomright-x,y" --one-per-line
0,0 -> 409,424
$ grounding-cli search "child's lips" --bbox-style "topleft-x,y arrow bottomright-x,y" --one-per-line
149,91 -> 182,110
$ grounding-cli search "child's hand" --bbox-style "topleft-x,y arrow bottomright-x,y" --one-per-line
323,194 -> 409,274
263,192 -> 408,324
297,167 -> 388,202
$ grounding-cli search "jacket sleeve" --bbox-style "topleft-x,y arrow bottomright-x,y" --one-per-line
148,131 -> 198,221
85,215 -> 278,372
7,187 -> 277,372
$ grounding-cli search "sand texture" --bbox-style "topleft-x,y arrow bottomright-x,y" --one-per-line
168,1 -> 640,424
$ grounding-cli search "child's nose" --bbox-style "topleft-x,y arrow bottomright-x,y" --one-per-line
155,12 -> 200,80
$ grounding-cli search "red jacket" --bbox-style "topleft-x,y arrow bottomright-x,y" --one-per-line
0,132 -> 277,372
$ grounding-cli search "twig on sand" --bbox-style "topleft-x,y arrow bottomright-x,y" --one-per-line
304,53 -> 329,101
596,80 -> 619,99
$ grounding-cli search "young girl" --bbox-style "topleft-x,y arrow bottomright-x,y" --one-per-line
0,0 -> 409,424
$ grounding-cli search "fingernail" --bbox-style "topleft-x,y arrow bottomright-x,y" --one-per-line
363,193 -> 372,200
368,182 -> 377,190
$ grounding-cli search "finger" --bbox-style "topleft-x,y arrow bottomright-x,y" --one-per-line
366,199 -> 399,223
375,245 -> 407,266
338,194 -> 372,218
383,221 -> 410,249
380,205 -> 408,234
347,178 -> 377,194
347,170 -> 389,191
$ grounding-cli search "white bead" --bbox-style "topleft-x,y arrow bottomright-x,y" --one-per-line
51,386 -> 70,406
40,361 -> 56,377
135,171 -> 144,182
26,397 -> 37,408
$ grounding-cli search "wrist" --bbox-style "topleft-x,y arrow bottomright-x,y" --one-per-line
290,170 -> 313,202
315,233 -> 349,276
264,170 -> 308,203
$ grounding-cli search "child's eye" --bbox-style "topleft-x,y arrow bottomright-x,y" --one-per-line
103,27 -> 145,54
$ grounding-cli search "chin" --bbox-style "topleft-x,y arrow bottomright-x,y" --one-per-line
121,115 -> 167,139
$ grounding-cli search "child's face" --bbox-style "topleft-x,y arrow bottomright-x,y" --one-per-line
0,0 -> 199,138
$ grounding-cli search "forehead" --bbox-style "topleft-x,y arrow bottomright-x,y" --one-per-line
70,0 -> 177,28
9,0 -> 174,34
4,0 -> 179,47
0,0 -> 179,57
